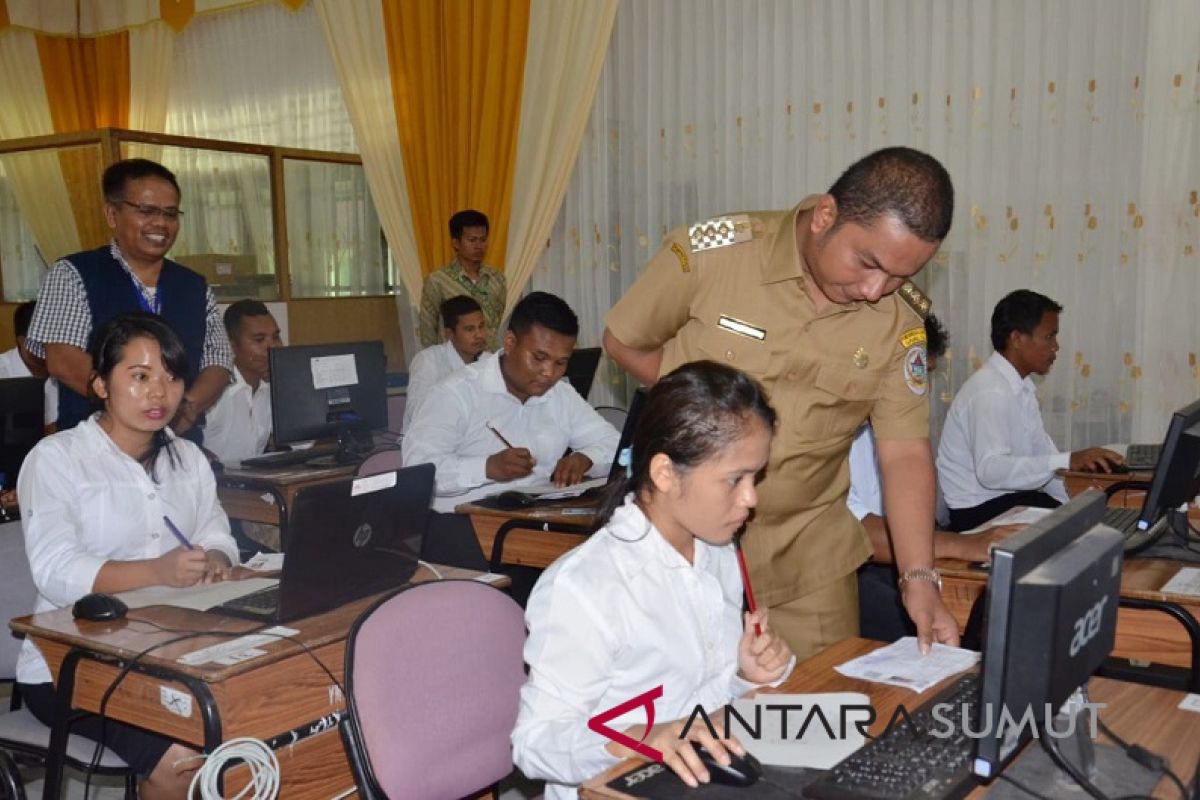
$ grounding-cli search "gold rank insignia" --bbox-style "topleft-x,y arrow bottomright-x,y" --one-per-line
896,281 -> 932,319
670,242 -> 691,273
688,214 -> 753,252
853,347 -> 869,368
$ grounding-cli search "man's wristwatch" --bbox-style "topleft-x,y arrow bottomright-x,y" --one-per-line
898,566 -> 943,593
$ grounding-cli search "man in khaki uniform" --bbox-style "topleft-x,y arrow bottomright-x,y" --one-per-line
603,147 -> 959,659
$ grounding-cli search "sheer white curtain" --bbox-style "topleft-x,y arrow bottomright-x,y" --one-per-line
536,0 -> 1199,444
163,1 -> 370,297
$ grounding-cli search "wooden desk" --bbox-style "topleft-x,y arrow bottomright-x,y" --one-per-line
457,498 -> 597,569
9,565 -> 506,800
939,556 -> 1199,670
1056,467 -> 1153,500
583,638 -> 1200,798
216,463 -> 355,547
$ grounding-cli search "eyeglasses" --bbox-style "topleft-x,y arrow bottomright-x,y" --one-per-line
116,200 -> 184,221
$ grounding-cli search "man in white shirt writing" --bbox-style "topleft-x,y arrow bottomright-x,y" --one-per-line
403,291 -> 619,513
402,295 -> 489,432
937,289 -> 1123,531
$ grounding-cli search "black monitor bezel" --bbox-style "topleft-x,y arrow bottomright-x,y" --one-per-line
267,341 -> 388,446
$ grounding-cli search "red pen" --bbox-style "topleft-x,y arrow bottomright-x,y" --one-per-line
735,539 -> 761,636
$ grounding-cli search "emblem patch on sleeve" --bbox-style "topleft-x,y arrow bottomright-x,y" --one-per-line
904,344 -> 928,396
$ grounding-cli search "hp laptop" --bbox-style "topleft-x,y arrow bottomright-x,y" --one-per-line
214,463 -> 435,622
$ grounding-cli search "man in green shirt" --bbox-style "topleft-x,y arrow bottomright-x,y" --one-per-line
418,209 -> 507,351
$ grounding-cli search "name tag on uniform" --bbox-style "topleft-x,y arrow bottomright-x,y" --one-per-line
717,315 -> 766,341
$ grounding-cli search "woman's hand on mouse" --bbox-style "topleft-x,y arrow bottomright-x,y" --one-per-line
606,716 -> 745,788
154,547 -> 209,587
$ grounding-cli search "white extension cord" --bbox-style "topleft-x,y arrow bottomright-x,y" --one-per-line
187,737 -> 280,799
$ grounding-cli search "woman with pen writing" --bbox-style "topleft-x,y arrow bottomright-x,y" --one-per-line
16,312 -> 237,799
512,361 -> 796,797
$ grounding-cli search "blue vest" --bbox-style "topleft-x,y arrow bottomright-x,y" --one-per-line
57,246 -> 209,434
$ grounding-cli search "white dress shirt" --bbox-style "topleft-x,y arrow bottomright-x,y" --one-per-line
847,424 -> 883,521
937,351 -> 1069,511
203,366 -> 272,464
401,352 -> 619,512
511,498 -> 791,799
16,415 -> 238,684
402,340 -> 477,432
0,347 -> 59,426
847,423 -> 950,528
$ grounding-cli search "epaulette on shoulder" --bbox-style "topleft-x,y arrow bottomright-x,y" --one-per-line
688,214 -> 754,252
896,281 -> 931,319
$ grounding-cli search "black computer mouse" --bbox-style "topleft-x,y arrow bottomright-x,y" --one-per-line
72,593 -> 128,622
495,491 -> 535,510
695,745 -> 762,787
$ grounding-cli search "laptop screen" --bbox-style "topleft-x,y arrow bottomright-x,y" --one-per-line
278,463 -> 435,620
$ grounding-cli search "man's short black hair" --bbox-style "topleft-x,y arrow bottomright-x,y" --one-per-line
13,301 -> 35,338
449,210 -> 489,239
508,291 -> 579,339
440,295 -> 483,330
990,290 -> 1063,352
223,299 -> 272,337
827,147 -> 954,242
925,314 -> 949,361
102,158 -> 181,204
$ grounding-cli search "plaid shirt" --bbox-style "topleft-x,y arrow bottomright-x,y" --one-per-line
25,241 -> 233,374
418,259 -> 507,351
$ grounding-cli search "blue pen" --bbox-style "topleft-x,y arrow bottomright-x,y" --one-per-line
163,516 -> 194,550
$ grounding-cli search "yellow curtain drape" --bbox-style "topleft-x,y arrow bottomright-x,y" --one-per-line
383,0 -> 529,277
35,30 -> 130,250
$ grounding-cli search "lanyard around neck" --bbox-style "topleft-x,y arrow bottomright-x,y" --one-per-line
127,271 -> 162,315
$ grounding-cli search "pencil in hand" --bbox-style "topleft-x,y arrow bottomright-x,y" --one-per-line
735,538 -> 761,636
487,423 -> 516,449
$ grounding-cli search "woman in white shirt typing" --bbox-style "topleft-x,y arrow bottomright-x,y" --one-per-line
511,361 -> 795,797
17,312 -> 238,800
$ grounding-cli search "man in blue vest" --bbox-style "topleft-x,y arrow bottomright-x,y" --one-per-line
25,159 -> 233,443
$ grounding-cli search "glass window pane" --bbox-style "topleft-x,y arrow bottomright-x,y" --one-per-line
284,159 -> 390,297
0,158 -> 48,302
122,142 -> 278,301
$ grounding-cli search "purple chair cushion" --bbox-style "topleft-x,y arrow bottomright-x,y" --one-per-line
347,580 -> 526,798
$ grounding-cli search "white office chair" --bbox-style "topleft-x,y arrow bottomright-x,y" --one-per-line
0,519 -> 137,798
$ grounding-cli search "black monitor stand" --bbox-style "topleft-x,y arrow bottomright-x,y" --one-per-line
306,425 -> 374,468
987,687 -> 1162,798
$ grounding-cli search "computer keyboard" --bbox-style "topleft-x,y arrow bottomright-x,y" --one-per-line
1125,443 -> 1161,470
805,672 -> 980,800
1102,506 -> 1143,535
239,445 -> 337,469
216,585 -> 280,617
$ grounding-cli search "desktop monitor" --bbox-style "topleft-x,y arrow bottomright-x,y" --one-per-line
1128,397 -> 1200,547
607,389 -> 647,483
972,490 -> 1124,781
269,341 -> 388,463
0,377 -> 44,489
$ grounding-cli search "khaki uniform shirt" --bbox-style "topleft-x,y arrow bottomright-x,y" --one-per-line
418,260 -> 507,351
605,198 -> 932,607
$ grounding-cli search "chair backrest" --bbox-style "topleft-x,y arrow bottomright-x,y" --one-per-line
341,580 -> 526,799
593,405 -> 628,432
565,347 -> 602,400
355,448 -> 403,478
0,520 -> 36,680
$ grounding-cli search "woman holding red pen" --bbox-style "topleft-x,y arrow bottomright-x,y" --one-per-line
513,361 -> 795,797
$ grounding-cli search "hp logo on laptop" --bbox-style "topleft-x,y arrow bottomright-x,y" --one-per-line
352,523 -> 373,548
